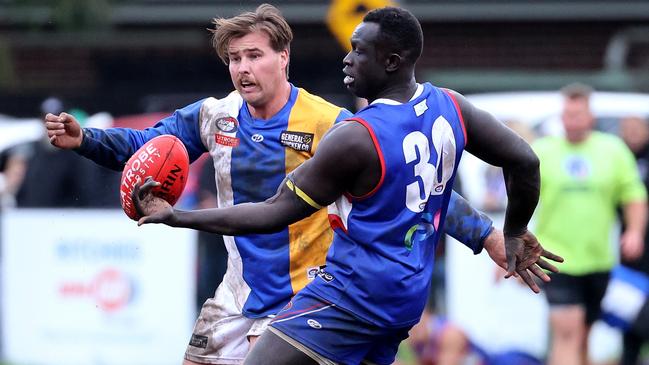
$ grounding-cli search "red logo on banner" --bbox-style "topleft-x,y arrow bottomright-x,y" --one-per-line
59,268 -> 136,312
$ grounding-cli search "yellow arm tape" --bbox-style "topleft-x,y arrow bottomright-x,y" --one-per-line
286,179 -> 323,210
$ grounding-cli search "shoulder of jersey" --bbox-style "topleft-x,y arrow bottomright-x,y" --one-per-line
297,88 -> 344,112
202,91 -> 244,112
198,92 -> 245,137
591,130 -> 625,146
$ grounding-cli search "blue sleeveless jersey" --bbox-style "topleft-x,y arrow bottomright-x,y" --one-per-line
310,83 -> 467,327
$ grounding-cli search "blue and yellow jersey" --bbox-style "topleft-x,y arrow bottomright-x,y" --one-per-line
77,84 -> 350,318
197,86 -> 350,317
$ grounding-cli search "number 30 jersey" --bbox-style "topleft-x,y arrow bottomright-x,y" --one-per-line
310,83 -> 467,328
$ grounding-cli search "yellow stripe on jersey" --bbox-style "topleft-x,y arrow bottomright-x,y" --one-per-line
285,89 -> 341,294
286,179 -> 323,210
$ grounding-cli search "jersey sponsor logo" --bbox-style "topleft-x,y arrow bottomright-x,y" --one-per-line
310,265 -> 335,282
316,267 -> 335,283
189,334 -> 209,349
307,265 -> 327,280
307,319 -> 322,329
215,134 -> 240,147
216,116 -> 238,133
307,266 -> 320,280
280,131 -> 314,152
404,209 -> 441,251
251,134 -> 264,143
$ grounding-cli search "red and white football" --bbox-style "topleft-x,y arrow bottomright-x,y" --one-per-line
120,134 -> 190,220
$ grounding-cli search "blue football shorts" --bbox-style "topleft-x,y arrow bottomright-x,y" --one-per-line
269,289 -> 411,365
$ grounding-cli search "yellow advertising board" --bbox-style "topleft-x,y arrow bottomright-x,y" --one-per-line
326,0 -> 396,51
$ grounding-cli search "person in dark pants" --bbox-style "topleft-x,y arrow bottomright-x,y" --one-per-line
535,85 -> 647,365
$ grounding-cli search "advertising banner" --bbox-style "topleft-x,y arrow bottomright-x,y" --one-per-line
1,209 -> 197,365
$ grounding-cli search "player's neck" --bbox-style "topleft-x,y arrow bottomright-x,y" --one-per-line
248,81 -> 292,120
566,130 -> 592,144
370,78 -> 418,104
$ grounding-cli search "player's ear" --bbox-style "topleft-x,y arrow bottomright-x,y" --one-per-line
385,53 -> 401,72
279,48 -> 289,71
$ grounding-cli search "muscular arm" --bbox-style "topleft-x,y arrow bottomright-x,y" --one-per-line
450,91 -> 540,237
136,121 -> 376,233
447,90 -> 548,284
143,144 -> 492,243
165,180 -> 317,235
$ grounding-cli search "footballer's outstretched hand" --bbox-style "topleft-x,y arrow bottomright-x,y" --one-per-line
44,112 -> 83,149
503,229 -> 564,293
132,177 -> 176,226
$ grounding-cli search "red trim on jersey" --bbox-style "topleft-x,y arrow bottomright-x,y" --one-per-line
328,214 -> 348,233
272,302 -> 330,321
441,89 -> 468,145
347,117 -> 386,200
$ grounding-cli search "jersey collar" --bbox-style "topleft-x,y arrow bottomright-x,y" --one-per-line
370,83 -> 423,106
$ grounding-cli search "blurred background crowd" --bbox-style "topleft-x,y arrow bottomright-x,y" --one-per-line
1,1 -> 649,364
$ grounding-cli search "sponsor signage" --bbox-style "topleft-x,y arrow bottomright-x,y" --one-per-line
1,209 -> 197,365
280,131 -> 314,152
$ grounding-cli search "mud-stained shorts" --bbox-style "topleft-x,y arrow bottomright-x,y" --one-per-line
185,281 -> 273,364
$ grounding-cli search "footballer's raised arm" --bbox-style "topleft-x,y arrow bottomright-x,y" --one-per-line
449,90 -> 540,237
47,100 -> 207,171
446,89 -> 549,286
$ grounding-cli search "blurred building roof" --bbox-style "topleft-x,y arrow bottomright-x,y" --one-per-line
2,0 -> 649,26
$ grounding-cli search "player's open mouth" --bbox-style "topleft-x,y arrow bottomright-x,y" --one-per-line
343,76 -> 355,85
240,81 -> 257,91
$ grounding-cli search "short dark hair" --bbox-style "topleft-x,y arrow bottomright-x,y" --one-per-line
363,7 -> 423,64
560,82 -> 593,100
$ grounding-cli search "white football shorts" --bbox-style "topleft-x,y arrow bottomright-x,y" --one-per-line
184,277 -> 272,364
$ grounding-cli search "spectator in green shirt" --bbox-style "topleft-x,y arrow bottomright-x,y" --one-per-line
533,83 -> 648,365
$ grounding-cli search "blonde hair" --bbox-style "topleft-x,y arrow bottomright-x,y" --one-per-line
210,4 -> 293,77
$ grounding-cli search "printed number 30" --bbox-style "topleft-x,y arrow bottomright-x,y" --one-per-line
402,116 -> 456,213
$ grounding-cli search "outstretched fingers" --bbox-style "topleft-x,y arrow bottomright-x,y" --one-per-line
528,263 -> 550,282
542,249 -> 564,263
536,257 -> 559,273
517,268 -> 540,293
